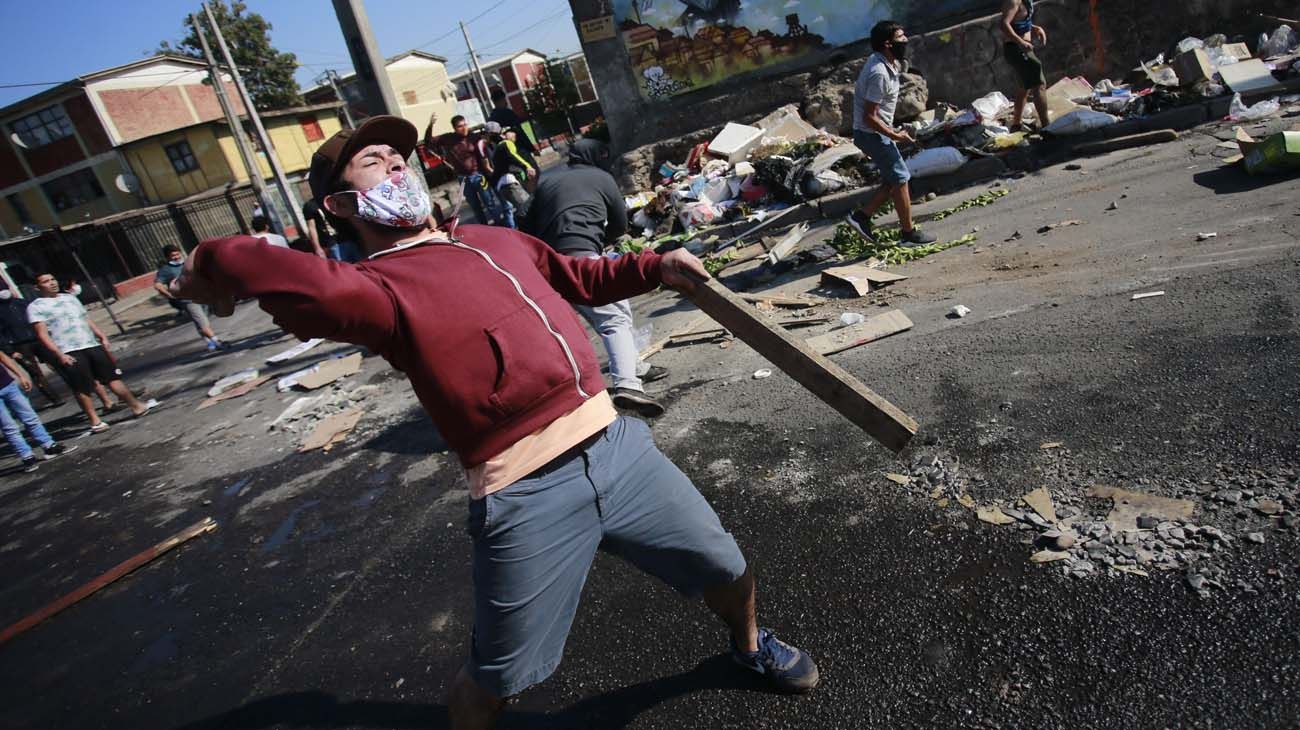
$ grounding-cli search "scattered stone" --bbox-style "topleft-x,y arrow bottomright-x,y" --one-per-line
1021,487 -> 1058,523
1030,549 -> 1070,563
1253,499 -> 1283,516
1115,565 -> 1149,577
1246,532 -> 1265,544
1106,201 -> 1119,211
1136,515 -> 1159,529
977,506 -> 1017,525
1216,489 -> 1243,504
1065,163 -> 1083,171
1186,572 -> 1208,591
1040,441 -> 1064,450
885,473 -> 913,486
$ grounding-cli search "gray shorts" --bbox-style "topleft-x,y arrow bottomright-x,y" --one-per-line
466,415 -> 747,697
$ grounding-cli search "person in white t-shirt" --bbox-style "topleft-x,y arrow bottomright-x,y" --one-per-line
250,215 -> 289,248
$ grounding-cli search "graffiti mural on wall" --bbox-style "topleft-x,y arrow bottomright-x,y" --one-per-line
615,1 -> 995,100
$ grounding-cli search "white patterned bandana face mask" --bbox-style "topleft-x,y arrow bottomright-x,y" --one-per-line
339,169 -> 432,229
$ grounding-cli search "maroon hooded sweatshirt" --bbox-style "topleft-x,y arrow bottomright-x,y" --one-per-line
195,224 -> 663,466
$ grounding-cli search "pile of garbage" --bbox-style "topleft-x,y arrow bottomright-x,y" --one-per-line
626,104 -> 865,242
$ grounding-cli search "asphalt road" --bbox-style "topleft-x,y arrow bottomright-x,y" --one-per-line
1,117 -> 1297,729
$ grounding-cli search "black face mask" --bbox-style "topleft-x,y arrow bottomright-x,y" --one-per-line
891,40 -> 909,59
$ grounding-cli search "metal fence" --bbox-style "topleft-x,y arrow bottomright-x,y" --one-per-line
0,184 -> 258,303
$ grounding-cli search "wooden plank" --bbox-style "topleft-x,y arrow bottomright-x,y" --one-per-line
820,265 -> 909,297
640,313 -> 711,360
1073,130 -> 1179,156
684,277 -> 918,452
739,292 -> 820,309
765,222 -> 810,265
804,309 -> 914,356
0,517 -> 218,647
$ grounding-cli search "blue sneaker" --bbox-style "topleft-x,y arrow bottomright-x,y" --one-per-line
732,628 -> 819,693
206,340 -> 219,352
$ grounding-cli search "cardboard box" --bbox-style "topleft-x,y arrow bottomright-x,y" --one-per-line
1173,48 -> 1214,86
1219,59 -> 1276,93
1220,42 -> 1252,61
1243,131 -> 1300,175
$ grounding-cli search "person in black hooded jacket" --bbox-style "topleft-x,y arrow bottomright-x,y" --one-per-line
523,139 -> 667,417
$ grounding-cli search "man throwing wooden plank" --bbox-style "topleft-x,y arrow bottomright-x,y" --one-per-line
169,116 -> 818,729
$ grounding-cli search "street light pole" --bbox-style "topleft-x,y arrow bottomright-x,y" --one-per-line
201,2 -> 308,235
461,21 -> 494,121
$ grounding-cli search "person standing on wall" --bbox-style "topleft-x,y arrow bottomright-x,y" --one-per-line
1001,0 -> 1051,131
845,20 -> 939,248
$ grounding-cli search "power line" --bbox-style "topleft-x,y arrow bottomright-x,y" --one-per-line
413,0 -> 514,53
474,5 -> 574,53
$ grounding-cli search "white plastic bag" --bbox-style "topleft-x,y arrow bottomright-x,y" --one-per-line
1176,37 -> 1204,54
1042,109 -> 1120,135
971,91 -> 1012,121
905,146 -> 968,178
1228,93 -> 1280,121
1258,25 -> 1298,58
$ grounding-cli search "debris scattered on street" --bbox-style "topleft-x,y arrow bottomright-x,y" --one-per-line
752,369 -> 773,379
1037,220 -> 1082,234
207,369 -> 259,398
1029,549 -> 1071,564
819,265 -> 908,297
1040,441 -> 1064,450
1022,487 -> 1058,523
1086,485 -> 1196,532
805,309 -> 913,356
885,473 -> 913,486
197,375 -> 272,411
1196,232 -> 1218,240
277,352 -> 363,392
299,408 -> 364,453
948,305 -> 972,319
265,338 -> 325,363
977,506 -> 1016,525
1131,291 -> 1167,300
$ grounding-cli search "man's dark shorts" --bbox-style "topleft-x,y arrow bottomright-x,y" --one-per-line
52,346 -> 121,395
1003,42 -> 1046,89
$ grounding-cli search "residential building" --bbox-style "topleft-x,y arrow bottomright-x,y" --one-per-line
449,49 -> 548,118
302,50 -> 458,137
0,54 -> 339,239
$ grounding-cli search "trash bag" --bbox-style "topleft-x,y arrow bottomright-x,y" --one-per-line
678,201 -> 719,229
1228,93 -> 1280,121
905,146 -> 967,178
971,91 -> 1013,121
1042,109 -> 1120,135
1205,46 -> 1240,70
1176,37 -> 1205,54
1258,25 -> 1298,58
800,169 -> 848,198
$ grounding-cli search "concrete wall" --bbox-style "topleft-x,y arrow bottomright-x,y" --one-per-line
123,126 -> 234,203
386,55 -> 459,136
573,0 -> 1296,155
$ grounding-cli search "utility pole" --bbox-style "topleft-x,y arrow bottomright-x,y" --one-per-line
325,70 -> 357,129
460,21 -> 493,120
202,2 -> 307,235
192,13 -> 271,222
332,0 -> 400,117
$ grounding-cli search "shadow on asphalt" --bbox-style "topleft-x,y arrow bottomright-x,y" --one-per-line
1191,165 -> 1290,195
169,655 -> 768,729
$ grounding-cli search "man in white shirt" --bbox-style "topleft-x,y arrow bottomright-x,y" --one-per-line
250,215 -> 289,248
28,273 -> 155,432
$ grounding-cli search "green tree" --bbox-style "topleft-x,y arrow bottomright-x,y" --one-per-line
523,57 -> 583,138
158,1 -> 301,110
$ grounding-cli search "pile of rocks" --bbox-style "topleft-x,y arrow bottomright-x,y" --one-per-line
268,384 -> 380,435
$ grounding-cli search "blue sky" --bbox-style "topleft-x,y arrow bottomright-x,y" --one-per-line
0,0 -> 582,107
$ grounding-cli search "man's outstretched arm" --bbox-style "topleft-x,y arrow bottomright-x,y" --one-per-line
171,236 -> 399,351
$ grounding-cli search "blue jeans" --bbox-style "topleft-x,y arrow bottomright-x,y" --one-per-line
466,415 -> 747,696
0,381 -> 53,459
460,174 -> 504,226
328,241 -> 363,263
853,128 -> 912,185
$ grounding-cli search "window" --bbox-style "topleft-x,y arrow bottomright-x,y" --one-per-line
299,116 -> 324,143
9,104 -> 75,149
41,168 -> 105,211
402,89 -> 419,105
164,140 -> 200,174
6,194 -> 31,225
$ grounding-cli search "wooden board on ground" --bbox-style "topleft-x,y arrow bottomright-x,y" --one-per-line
295,352 -> 363,390
0,517 -> 217,646
1217,59 -> 1276,93
640,314 -> 711,360
820,265 -> 909,297
685,277 -> 917,452
299,408 -> 364,452
196,375 -> 272,411
740,292 -> 820,309
804,309 -> 914,356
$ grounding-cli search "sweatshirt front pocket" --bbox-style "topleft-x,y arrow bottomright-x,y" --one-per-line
485,306 -> 579,418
